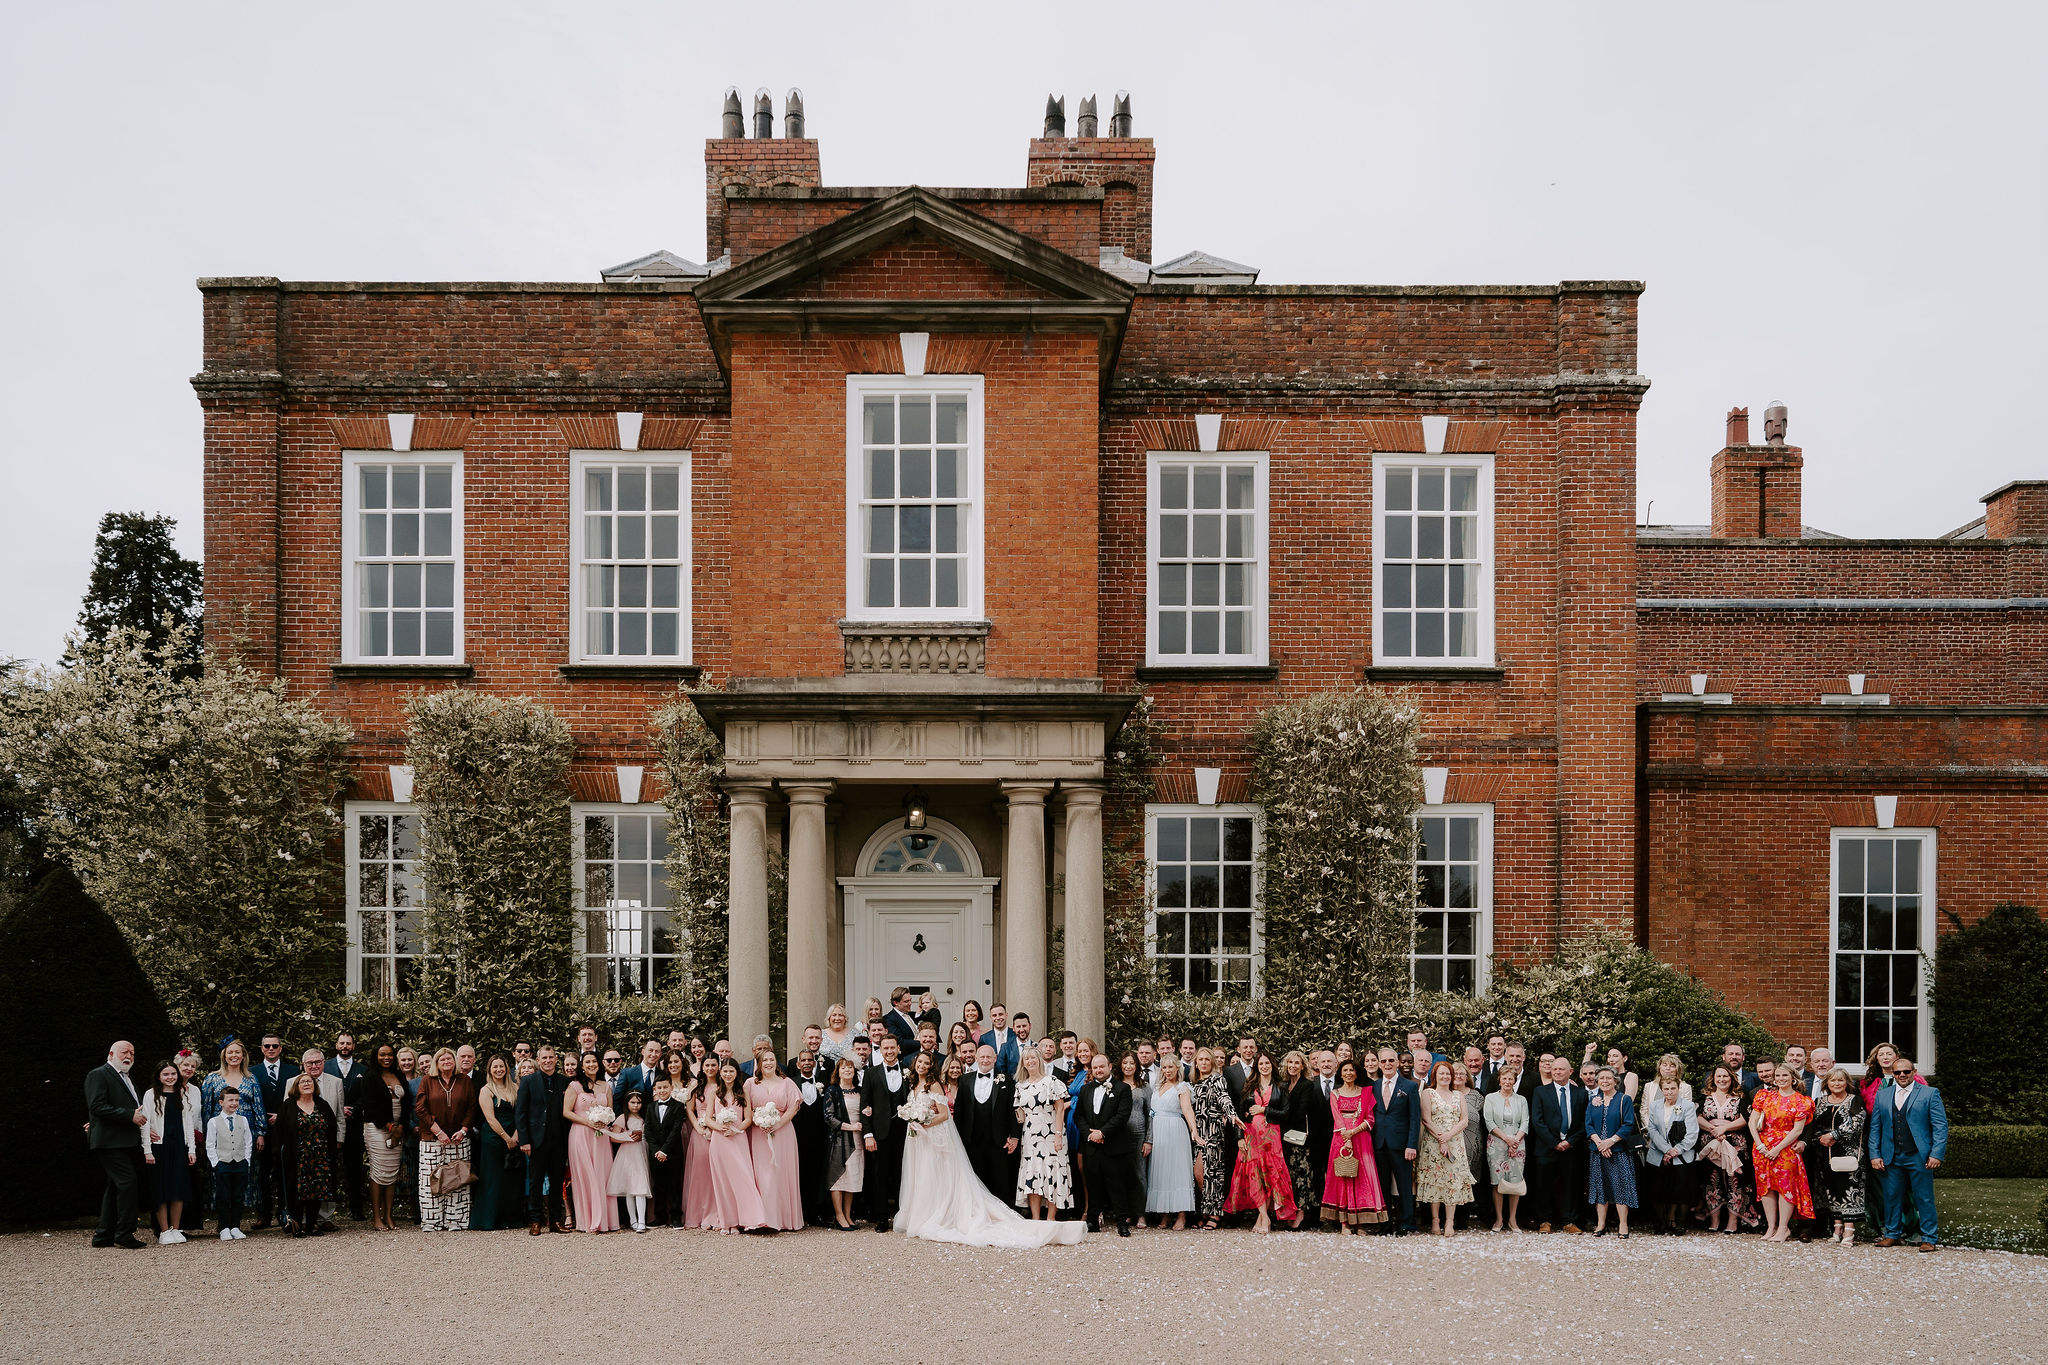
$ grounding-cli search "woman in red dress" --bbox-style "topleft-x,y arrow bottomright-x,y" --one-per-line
1225,1052 -> 1298,1233
1748,1060 -> 1815,1241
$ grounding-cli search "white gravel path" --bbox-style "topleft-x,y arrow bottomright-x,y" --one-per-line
4,1226 -> 2045,1363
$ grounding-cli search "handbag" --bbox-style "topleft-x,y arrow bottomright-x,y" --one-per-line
429,1157 -> 476,1196
1333,1141 -> 1360,1179
1829,1153 -> 1859,1173
1283,1129 -> 1307,1147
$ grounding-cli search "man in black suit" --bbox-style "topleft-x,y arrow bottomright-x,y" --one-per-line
645,1076 -> 689,1227
328,1032 -> 369,1221
955,1043 -> 1020,1202
1306,1049 -> 1338,1211
85,1041 -> 148,1248
859,1035 -> 912,1232
1476,1035 -> 1509,1092
881,987 -> 921,1056
789,1040 -> 832,1226
1222,1036 -> 1258,1107
515,1044 -> 574,1234
1531,1054 -> 1588,1233
251,1033 -> 299,1229
1371,1046 -> 1422,1234
1078,1054 -> 1142,1235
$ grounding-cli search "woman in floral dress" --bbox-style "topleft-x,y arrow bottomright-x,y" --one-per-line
1748,1061 -> 1815,1241
1189,1049 -> 1236,1230
1011,1049 -> 1073,1218
1696,1063 -> 1757,1232
1811,1068 -> 1866,1243
1319,1058 -> 1384,1232
1483,1061 -> 1530,1231
1225,1053 -> 1297,1233
1414,1061 -> 1474,1234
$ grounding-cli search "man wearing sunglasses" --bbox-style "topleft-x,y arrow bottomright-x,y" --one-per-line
1868,1055 -> 1948,1251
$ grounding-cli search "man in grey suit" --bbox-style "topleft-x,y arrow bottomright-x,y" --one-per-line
85,1041 -> 148,1249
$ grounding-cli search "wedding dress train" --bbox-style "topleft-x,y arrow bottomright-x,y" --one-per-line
896,1096 -> 1085,1248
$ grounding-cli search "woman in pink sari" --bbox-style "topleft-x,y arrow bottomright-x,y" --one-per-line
700,1057 -> 766,1234
1225,1052 -> 1298,1233
563,1050 -> 618,1234
681,1066 -> 717,1228
745,1051 -> 804,1230
1320,1056 -> 1386,1232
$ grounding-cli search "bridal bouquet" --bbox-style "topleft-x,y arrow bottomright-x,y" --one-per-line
753,1102 -> 783,1130
715,1105 -> 742,1132
896,1091 -> 939,1132
587,1105 -> 616,1127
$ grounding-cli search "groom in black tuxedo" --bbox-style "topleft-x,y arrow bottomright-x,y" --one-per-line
859,1036 -> 912,1232
1078,1054 -> 1142,1236
955,1043 -> 1020,1203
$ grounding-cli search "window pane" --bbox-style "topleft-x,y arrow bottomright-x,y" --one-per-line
899,558 -> 929,607
900,449 -> 930,498
1156,865 -> 1187,908
1384,469 -> 1411,511
900,505 -> 931,553
935,505 -> 957,554
618,515 -> 646,559
651,515 -> 679,559
1160,467 -> 1188,509
869,450 -> 894,499
900,397 -> 931,443
392,466 -> 419,508
1383,516 -> 1410,559
864,397 -> 893,445
1227,467 -> 1254,509
1159,564 -> 1186,606
1383,613 -> 1411,657
1157,817 -> 1187,862
651,466 -> 679,511
1192,467 -> 1222,509
392,513 -> 419,557
651,565 -> 679,609
1160,514 -> 1188,558
423,466 -> 452,508
361,467 -> 387,509
393,611 -> 421,656
423,562 -> 454,608
393,563 -> 421,608
1191,612 -> 1220,653
937,397 -> 967,445
1837,897 -> 1863,950
424,612 -> 454,657
618,467 -> 645,512
1223,817 -> 1253,861
1158,612 -> 1185,654
1895,840 -> 1920,893
1192,514 -> 1221,557
1867,842 -> 1893,894
362,514 -> 386,557
936,450 -> 957,499
866,559 -> 893,607
1382,564 -> 1411,608
1838,839 -> 1864,893
619,565 -> 646,608
935,559 -> 959,608
424,512 -> 451,557
869,506 -> 894,553
1418,470 -> 1444,511
651,612 -> 679,656
1416,613 -> 1444,657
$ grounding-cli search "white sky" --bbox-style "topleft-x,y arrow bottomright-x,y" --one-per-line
3,2 -> 2042,666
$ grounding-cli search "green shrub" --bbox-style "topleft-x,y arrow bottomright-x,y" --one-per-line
1933,903 -> 2048,1125
654,690 -> 730,1034
287,991 -> 719,1062
2037,1186 -> 2048,1235
1933,1125 -> 2048,1180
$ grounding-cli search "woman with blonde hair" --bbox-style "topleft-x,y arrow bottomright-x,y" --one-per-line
1269,1049 -> 1316,1228
1012,1046 -> 1073,1219
415,1046 -> 478,1232
1188,1048 -> 1234,1229
819,1003 -> 858,1062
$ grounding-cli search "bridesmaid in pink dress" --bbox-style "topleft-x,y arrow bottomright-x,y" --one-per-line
681,1068 -> 717,1228
564,1051 -> 618,1234
700,1058 -> 765,1233
745,1052 -> 804,1230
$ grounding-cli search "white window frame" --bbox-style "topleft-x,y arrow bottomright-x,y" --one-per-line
1144,451 -> 1270,667
344,800 -> 425,998
1828,827 -> 1938,1071
1372,453 -> 1495,667
341,450 -> 465,664
844,374 -> 985,623
1407,802 -> 1494,996
568,450 -> 693,665
1143,803 -> 1264,998
572,802 -> 681,998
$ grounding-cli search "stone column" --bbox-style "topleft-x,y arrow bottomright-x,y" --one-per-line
782,781 -> 835,1053
1061,783 -> 1106,1046
724,780 -> 774,1048
1000,781 -> 1054,1031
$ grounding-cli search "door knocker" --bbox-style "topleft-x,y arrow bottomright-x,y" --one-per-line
912,933 -> 928,954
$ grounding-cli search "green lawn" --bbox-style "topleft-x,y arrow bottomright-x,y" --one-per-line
1935,1178 -> 2048,1255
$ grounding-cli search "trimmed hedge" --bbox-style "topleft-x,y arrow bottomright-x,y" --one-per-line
1932,904 -> 2048,1126
1934,1125 -> 2048,1180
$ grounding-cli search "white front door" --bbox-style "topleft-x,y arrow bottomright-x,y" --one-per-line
841,876 -> 997,1019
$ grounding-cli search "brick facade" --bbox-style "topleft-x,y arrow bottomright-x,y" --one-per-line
196,105 -> 2046,1058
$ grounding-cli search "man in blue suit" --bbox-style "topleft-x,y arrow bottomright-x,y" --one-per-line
978,1002 -> 1022,1076
1869,1055 -> 1948,1251
1371,1046 -> 1422,1234
616,1039 -> 664,1107
1531,1054 -> 1588,1234
251,1034 -> 299,1230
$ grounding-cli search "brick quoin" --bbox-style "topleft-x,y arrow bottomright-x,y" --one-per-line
195,100 -> 2046,1055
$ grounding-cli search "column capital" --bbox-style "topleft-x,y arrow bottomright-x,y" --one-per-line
722,778 -> 775,805
1060,781 -> 1105,810
999,779 -> 1057,806
780,779 -> 837,804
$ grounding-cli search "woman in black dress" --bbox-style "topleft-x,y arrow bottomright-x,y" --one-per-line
1269,1050 -> 1317,1229
276,1072 -> 338,1237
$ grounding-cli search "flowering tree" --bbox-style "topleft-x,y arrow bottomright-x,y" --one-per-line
0,625 -> 351,1044
405,689 -> 575,1036
1248,688 -> 1422,1052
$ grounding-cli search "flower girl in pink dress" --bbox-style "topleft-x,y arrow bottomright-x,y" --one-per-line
608,1090 -> 652,1233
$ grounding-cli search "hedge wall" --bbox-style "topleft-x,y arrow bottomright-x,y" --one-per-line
1932,903 -> 2048,1125
1934,1125 -> 2048,1180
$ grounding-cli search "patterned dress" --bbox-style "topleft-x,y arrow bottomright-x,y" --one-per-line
1696,1091 -> 1759,1227
1189,1074 -> 1234,1220
1414,1090 -> 1474,1206
1012,1074 -> 1073,1208
1813,1096 -> 1867,1219
1750,1088 -> 1815,1218
292,1104 -> 334,1203
1319,1087 -> 1386,1224
1225,1084 -> 1298,1220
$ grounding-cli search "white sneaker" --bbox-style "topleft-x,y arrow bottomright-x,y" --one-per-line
230,1227 -> 248,1239
158,1230 -> 179,1245
220,1229 -> 235,1241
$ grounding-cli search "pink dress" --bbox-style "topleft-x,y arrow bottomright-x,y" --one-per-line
746,1076 -> 804,1230
1320,1087 -> 1388,1224
566,1081 -> 618,1233
681,1099 -> 715,1228
700,1092 -> 766,1231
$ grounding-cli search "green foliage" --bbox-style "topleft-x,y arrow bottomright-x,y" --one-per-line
0,625 -> 351,1045
69,512 -> 204,675
1248,688 -> 1421,1053
2038,1185 -> 2048,1236
405,689 -> 576,1037
1102,696 -> 1169,1049
1933,903 -> 2048,1125
1934,1126 -> 2048,1181
654,689 -> 731,1034
0,867 -> 181,1222
298,990 -> 717,1062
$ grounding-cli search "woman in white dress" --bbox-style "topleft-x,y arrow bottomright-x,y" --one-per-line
896,1051 -> 1084,1248
1011,1048 -> 1073,1219
1144,1057 -> 1200,1228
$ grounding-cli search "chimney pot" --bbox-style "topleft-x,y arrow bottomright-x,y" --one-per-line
783,87 -> 805,139
1725,406 -> 1749,447
1043,94 -> 1066,138
721,88 -> 745,139
1077,94 -> 1098,138
1110,91 -> 1133,137
1764,400 -> 1789,446
753,88 -> 774,139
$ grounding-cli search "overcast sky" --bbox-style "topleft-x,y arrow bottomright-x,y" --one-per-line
3,3 -> 2042,665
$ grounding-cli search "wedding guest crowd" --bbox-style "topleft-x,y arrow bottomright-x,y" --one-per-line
80,1006 -> 1950,1253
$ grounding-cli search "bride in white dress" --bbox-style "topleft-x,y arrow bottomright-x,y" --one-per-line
896,1052 -> 1085,1248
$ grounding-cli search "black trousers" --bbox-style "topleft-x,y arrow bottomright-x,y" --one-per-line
338,1121 -> 366,1217
1536,1149 -> 1582,1225
94,1147 -> 142,1243
526,1143 -> 567,1225
1374,1146 -> 1415,1230
650,1147 -> 682,1225
1084,1144 -> 1144,1226
866,1127 -> 906,1220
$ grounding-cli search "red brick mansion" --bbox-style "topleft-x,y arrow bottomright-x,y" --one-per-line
197,93 -> 2046,1063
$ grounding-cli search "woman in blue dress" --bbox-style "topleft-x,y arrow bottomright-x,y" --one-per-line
1144,1057 -> 1200,1228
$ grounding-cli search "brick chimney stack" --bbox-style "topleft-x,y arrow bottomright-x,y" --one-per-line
704,86 -> 821,260
1981,480 -> 2048,538
1710,399 -> 1804,539
1026,91 -> 1155,262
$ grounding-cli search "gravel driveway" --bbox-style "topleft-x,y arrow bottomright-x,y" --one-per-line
5,1227 -> 2044,1363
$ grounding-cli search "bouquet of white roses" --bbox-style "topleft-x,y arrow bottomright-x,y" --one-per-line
896,1091 -> 939,1130
753,1102 -> 783,1130
587,1105 -> 616,1127
715,1105 -> 742,1132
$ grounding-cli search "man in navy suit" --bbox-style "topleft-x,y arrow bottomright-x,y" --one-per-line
251,1034 -> 299,1229
978,1002 -> 1022,1076
1531,1054 -> 1588,1233
881,987 -> 921,1055
1371,1046 -> 1422,1234
1869,1056 -> 1949,1251
616,1039 -> 664,1107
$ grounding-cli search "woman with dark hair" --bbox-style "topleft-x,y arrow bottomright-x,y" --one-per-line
702,1057 -> 765,1233
682,1062 -> 718,1228
1416,1059 -> 1473,1235
947,1021 -> 973,1058
662,1047 -> 691,1099
1226,1053 -> 1297,1233
959,999 -> 984,1043
564,1050 -> 617,1233
174,1051 -> 210,1235
276,1071 -> 338,1238
1117,1052 -> 1153,1220
142,1059 -> 200,1242
1319,1057 -> 1385,1234
823,1055 -> 865,1229
472,1052 -> 523,1230
361,1043 -> 411,1230
747,1050 -> 804,1230
1697,1063 -> 1756,1233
